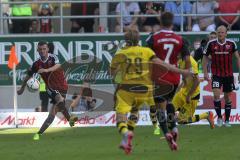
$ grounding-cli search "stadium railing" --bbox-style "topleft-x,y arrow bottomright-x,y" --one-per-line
1,0 -> 240,34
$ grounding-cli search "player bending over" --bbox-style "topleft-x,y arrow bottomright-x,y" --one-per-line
110,29 -> 192,154
17,41 -> 78,140
172,56 -> 214,128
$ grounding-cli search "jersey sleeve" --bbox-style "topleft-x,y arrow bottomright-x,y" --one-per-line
232,41 -> 238,52
203,41 -> 212,56
110,52 -> 125,70
52,54 -> 60,64
180,38 -> 190,58
27,62 -> 38,77
145,32 -> 154,49
147,48 -> 156,61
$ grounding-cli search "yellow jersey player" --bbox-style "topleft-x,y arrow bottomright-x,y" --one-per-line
110,29 -> 193,154
172,56 -> 214,128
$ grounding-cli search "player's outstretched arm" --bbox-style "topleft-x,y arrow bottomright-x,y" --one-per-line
152,57 -> 192,77
38,64 -> 61,73
17,75 -> 31,95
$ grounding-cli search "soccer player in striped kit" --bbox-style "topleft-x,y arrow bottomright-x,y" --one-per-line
17,41 -> 78,140
203,25 -> 240,127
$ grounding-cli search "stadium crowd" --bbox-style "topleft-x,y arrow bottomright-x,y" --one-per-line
1,0 -> 240,34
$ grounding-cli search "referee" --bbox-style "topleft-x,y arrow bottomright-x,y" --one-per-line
202,25 -> 240,127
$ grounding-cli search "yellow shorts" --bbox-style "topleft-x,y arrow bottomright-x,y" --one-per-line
115,89 -> 155,114
172,91 -> 199,123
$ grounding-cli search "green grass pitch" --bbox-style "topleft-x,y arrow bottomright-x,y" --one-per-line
0,125 -> 239,160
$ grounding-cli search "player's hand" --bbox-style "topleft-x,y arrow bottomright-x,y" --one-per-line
38,68 -> 48,74
17,87 -> 24,95
186,95 -> 191,104
181,69 -> 194,78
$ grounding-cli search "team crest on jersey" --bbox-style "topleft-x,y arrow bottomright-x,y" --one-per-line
225,45 -> 231,49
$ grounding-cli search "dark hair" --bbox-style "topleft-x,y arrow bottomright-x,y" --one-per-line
38,41 -> 48,46
209,31 -> 217,35
200,39 -> 207,47
82,88 -> 92,97
124,29 -> 140,46
161,12 -> 174,27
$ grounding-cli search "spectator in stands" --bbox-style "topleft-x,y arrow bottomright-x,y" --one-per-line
38,3 -> 54,33
140,2 -> 164,32
164,0 -> 192,31
70,82 -> 96,112
191,0 -> 218,32
70,2 -> 99,33
115,2 -> 140,32
1,0 -> 11,34
11,0 -> 32,33
29,20 -> 39,33
216,0 -> 240,31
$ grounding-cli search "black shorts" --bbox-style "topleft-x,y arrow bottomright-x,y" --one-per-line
212,75 -> 235,93
47,88 -> 67,104
154,84 -> 178,103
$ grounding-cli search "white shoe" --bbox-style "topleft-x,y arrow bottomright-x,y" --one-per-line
216,118 -> 223,127
224,121 -> 231,127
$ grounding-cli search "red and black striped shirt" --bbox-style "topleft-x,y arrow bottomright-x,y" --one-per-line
38,13 -> 52,33
28,54 -> 68,92
204,39 -> 238,77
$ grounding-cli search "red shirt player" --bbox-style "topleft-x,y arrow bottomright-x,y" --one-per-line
146,12 -> 190,149
17,41 -> 77,140
146,13 -> 190,102
203,25 -> 240,127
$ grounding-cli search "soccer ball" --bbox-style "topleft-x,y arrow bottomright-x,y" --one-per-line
27,78 -> 40,92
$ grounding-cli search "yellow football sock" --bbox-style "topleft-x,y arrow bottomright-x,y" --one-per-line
153,123 -> 158,128
127,120 -> 136,131
117,122 -> 128,135
192,112 -> 208,122
199,112 -> 208,120
192,115 -> 199,122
